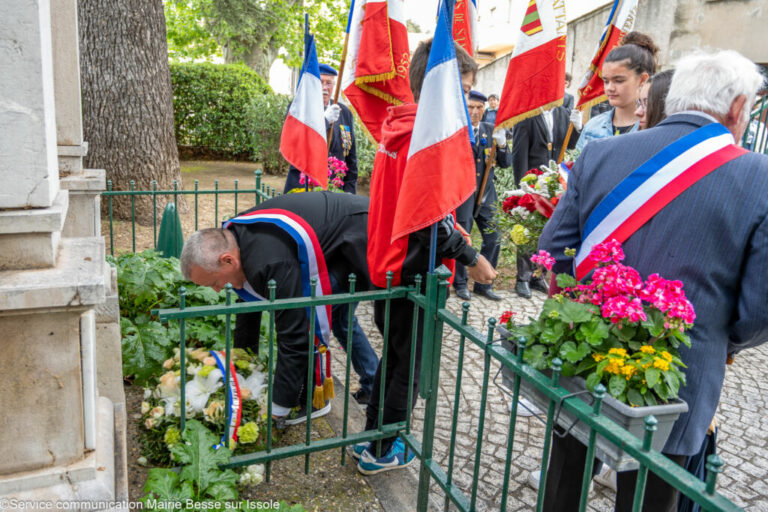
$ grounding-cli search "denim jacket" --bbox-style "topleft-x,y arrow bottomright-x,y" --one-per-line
575,108 -> 639,151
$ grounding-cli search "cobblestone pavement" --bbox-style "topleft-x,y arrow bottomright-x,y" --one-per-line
331,288 -> 768,511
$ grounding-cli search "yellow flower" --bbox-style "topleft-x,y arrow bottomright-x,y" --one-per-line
621,365 -> 636,380
605,359 -> 625,374
592,354 -> 605,362
652,358 -> 670,372
639,345 -> 655,354
608,348 -> 628,357
510,224 -> 530,245
204,400 -> 225,423
661,351 -> 673,362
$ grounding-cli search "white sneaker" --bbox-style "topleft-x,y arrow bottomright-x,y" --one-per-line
512,397 -> 544,417
527,468 -> 595,492
593,466 -> 617,492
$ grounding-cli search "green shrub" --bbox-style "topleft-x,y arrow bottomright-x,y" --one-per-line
170,63 -> 271,159
353,116 -> 378,181
245,91 -> 292,175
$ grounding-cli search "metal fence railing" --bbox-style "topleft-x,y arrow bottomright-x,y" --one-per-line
102,169 -> 279,255
156,266 -> 743,512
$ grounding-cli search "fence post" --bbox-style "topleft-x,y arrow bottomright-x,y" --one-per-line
416,265 -> 452,511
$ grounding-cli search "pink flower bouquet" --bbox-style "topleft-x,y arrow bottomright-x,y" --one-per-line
500,240 -> 694,407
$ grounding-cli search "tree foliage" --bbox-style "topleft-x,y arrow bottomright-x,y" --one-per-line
164,0 -> 349,78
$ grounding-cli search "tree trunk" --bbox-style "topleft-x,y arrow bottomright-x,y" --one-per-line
79,0 -> 184,223
223,42 -> 278,79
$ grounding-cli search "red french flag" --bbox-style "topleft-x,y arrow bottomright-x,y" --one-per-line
576,0 -> 638,111
390,0 -> 475,242
495,0 -> 568,131
341,0 -> 413,143
279,31 -> 328,188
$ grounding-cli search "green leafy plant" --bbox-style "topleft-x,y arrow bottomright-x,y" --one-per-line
170,63 -> 271,160
142,420 -> 238,506
353,116 -> 377,182
244,91 -> 292,174
502,241 -> 693,407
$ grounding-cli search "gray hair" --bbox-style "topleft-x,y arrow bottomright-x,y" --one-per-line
665,50 -> 765,119
180,228 -> 235,279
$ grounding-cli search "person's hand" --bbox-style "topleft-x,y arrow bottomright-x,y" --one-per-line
467,254 -> 498,285
493,130 -> 507,149
570,108 -> 583,132
324,104 -> 341,124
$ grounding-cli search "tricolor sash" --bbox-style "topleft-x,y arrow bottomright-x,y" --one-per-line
209,350 -> 242,450
575,123 -> 748,280
222,209 -> 335,407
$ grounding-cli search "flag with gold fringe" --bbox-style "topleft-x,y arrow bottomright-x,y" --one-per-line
576,0 -> 638,112
341,0 -> 414,142
494,0 -> 568,131
452,0 -> 478,57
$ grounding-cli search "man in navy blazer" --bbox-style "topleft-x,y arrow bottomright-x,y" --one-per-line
538,50 -> 768,510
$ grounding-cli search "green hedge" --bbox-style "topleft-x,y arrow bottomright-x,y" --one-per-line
170,63 -> 271,159
245,91 -> 292,175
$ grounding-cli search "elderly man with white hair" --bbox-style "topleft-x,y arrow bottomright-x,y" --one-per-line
538,49 -> 768,511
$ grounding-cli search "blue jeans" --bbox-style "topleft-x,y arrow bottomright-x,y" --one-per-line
330,275 -> 378,396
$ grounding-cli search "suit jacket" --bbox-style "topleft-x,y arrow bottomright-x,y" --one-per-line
456,121 -> 512,222
230,192 -> 371,408
563,92 -> 574,112
283,101 -> 359,194
511,107 -> 577,184
539,113 -> 768,455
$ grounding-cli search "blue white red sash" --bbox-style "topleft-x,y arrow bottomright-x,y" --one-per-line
575,123 -> 747,280
222,209 -> 333,345
209,350 -> 242,450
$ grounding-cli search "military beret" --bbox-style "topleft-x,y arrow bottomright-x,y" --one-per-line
468,90 -> 487,102
318,63 -> 338,76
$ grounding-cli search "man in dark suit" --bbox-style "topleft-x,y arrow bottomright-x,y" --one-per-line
510,105 -> 578,298
538,50 -> 768,511
563,72 -> 574,112
283,63 -> 359,194
454,90 -> 512,301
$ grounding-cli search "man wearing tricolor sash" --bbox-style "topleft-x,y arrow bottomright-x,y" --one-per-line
180,192 -> 377,425
539,50 -> 768,510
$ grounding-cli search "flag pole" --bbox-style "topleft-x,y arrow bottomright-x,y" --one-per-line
558,122 -> 574,164
327,0 -> 355,150
474,142 -> 497,218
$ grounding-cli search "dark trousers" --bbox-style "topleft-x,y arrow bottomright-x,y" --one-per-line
365,297 -> 423,454
516,252 -> 534,282
329,274 -> 379,396
543,432 -> 687,512
454,202 -> 500,292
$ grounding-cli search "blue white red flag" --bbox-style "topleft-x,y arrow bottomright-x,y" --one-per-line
209,350 -> 242,450
575,123 -> 747,280
390,0 -> 476,241
280,27 -> 328,188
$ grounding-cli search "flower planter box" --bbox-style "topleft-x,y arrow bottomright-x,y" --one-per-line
499,335 -> 688,471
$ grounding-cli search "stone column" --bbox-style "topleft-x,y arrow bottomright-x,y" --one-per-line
0,0 -> 60,209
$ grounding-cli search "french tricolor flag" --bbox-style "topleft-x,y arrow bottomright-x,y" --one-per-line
390,0 -> 476,241
279,27 -> 328,189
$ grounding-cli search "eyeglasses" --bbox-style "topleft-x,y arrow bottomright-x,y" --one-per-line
636,98 -> 647,110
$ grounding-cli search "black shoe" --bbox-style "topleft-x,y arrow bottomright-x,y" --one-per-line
474,288 -> 502,301
455,287 -> 471,301
515,280 -> 532,299
352,389 -> 370,405
531,277 -> 549,294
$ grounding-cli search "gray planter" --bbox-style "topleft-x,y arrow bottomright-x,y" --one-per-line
500,336 -> 688,471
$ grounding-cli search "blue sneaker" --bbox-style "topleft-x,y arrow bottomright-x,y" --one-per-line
357,437 -> 415,475
349,441 -> 370,460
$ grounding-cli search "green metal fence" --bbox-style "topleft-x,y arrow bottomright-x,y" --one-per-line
741,94 -> 768,154
102,169 -> 279,255
156,265 -> 743,512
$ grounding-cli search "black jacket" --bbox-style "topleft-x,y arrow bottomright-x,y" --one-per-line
283,102 -> 359,194
456,121 -> 512,222
511,106 -> 578,184
229,192 -> 370,408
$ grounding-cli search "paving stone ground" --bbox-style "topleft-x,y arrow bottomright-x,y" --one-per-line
330,288 -> 768,511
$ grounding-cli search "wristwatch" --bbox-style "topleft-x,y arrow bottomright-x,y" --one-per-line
467,252 -> 480,268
